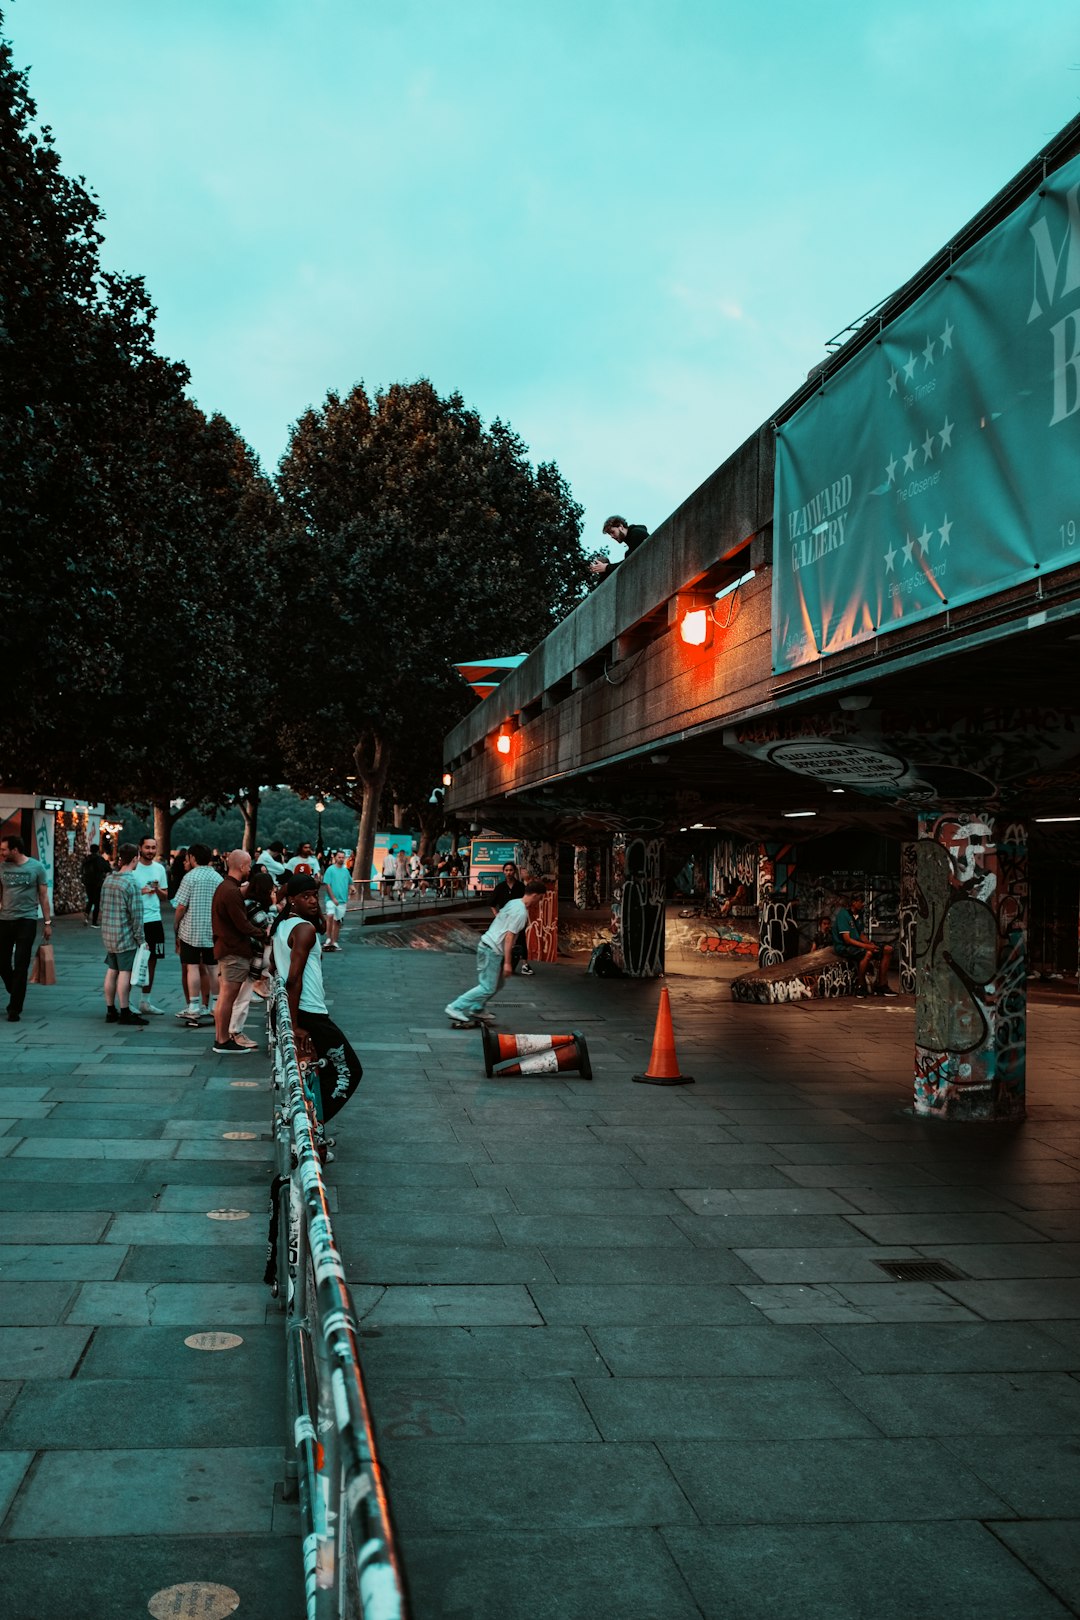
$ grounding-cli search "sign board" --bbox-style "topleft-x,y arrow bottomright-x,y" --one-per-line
470,839 -> 518,891
773,151 -> 1080,671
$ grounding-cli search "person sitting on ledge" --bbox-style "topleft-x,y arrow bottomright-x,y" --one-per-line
831,895 -> 895,997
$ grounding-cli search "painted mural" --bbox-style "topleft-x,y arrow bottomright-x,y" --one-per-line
611,834 -> 665,977
757,840 -> 798,968
913,813 -> 1027,1121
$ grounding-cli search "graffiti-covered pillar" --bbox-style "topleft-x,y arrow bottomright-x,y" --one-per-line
611,834 -> 665,977
518,838 -> 559,963
573,846 -> 588,909
898,841 -> 918,994
757,841 -> 798,968
913,813 -> 1027,1122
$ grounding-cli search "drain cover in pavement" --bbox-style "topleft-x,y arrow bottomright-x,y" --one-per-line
148,1582 -> 239,1617
874,1259 -> 966,1282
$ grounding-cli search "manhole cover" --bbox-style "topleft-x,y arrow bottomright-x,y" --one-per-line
148,1583 -> 239,1618
230,1080 -> 260,1089
184,1332 -> 244,1352
206,1209 -> 250,1221
874,1259 -> 966,1282
222,1131 -> 257,1140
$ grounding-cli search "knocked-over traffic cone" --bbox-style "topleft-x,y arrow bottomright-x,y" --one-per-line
482,1025 -> 592,1080
633,987 -> 693,1085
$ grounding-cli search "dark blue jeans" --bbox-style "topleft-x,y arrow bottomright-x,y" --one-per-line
0,918 -> 38,1015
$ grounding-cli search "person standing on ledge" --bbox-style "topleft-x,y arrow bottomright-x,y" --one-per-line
590,514 -> 649,580
0,835 -> 52,1023
831,895 -> 895,997
445,880 -> 547,1028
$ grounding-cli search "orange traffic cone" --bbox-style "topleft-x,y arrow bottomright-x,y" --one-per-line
482,1025 -> 592,1079
633,987 -> 693,1086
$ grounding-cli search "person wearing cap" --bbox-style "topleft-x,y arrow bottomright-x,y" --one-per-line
591,515 -> 649,580
271,874 -> 362,1153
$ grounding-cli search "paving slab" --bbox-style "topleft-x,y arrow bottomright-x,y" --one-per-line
0,1281 -> 80,1325
989,1521 -> 1080,1615
0,1375 -> 284,1450
527,1282 -> 762,1325
818,1320 -> 1080,1373
838,1370 -> 1080,1435
0,1326 -> 93,1378
660,1522 -> 1073,1619
575,1373 -> 877,1441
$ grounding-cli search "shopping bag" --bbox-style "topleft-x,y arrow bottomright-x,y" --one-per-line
29,942 -> 57,985
131,941 -> 151,988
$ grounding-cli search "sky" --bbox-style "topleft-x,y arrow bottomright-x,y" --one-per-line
7,0 -> 1080,561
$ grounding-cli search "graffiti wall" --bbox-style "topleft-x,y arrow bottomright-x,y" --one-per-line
611,835 -> 665,977
913,813 -> 1027,1121
519,839 -> 559,963
757,840 -> 798,968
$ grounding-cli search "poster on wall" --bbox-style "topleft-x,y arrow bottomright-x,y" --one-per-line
773,151 -> 1080,672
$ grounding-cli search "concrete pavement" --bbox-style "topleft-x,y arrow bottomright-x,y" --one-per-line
2,914 -> 1080,1617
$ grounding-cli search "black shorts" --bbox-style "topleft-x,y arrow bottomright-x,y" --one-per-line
179,942 -> 216,966
144,921 -> 166,959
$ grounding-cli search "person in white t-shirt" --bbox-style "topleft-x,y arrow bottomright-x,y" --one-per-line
287,843 -> 321,878
134,835 -> 170,1015
256,842 -> 287,881
444,881 -> 547,1028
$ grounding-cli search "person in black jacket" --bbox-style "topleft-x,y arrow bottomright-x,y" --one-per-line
491,861 -> 532,975
591,515 -> 649,580
81,843 -> 110,927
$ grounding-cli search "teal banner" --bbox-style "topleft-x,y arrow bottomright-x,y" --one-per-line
773,151 -> 1080,672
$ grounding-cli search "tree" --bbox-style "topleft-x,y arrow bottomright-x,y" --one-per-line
275,379 -> 587,886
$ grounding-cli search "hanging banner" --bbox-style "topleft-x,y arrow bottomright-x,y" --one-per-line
773,150 -> 1080,672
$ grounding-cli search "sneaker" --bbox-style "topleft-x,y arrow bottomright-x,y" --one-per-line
105,1006 -> 119,1023
139,1000 -> 164,1016
117,1009 -> 149,1027
474,1011 -> 497,1026
212,1038 -> 248,1055
175,1004 -> 200,1022
517,963 -> 534,976
445,1005 -> 477,1029
231,1033 -> 259,1049
854,983 -> 869,999
6,1011 -> 20,1022
876,985 -> 898,997
199,1008 -> 216,1024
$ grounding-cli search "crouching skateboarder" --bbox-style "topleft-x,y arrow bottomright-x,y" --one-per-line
445,881 -> 547,1028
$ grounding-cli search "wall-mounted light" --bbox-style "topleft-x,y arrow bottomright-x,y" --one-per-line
650,753 -> 669,766
680,608 -> 710,646
496,726 -> 512,755
838,692 -> 872,711
442,772 -> 453,787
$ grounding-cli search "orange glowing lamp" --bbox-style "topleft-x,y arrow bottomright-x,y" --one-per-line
496,727 -> 512,755
680,608 -> 710,646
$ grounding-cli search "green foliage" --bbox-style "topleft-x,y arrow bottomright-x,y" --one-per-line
116,787 -> 360,855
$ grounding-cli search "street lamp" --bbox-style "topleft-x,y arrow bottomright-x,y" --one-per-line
315,800 -> 326,858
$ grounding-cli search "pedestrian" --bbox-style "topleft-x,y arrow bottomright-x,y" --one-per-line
831,896 -> 896,997
133,834 -> 170,1016
168,847 -> 189,898
172,842 -> 223,1028
394,848 -> 409,898
271,875 -> 363,1158
591,514 -> 649,580
408,849 -> 422,896
257,841 -> 287,881
287,842 -> 321,878
210,850 -> 268,1055
491,861 -> 533,975
99,843 -> 147,1027
229,866 -> 276,1049
81,842 -> 109,926
0,834 -> 52,1023
381,846 -> 397,897
320,851 -> 350,950
444,880 -> 547,1028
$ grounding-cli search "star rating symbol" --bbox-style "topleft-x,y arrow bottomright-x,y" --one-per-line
888,368 -> 899,397
903,534 -> 915,565
885,454 -> 897,485
922,336 -> 936,367
922,430 -> 935,463
903,352 -> 918,382
917,525 -> 932,555
938,514 -> 953,547
940,319 -> 954,352
884,543 -> 897,573
939,417 -> 954,450
902,442 -> 917,473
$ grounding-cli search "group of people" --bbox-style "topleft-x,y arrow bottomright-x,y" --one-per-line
380,845 -> 468,898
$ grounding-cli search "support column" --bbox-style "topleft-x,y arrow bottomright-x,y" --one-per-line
913,812 -> 1027,1121
611,834 -> 665,977
518,838 -> 559,963
573,845 -> 588,909
898,840 -> 918,994
757,841 -> 798,969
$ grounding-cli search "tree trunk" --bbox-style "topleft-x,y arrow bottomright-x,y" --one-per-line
239,787 -> 260,854
153,799 -> 177,855
392,800 -> 405,829
352,731 -> 391,900
417,802 -> 444,863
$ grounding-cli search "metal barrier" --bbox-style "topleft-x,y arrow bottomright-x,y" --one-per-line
267,979 -> 410,1620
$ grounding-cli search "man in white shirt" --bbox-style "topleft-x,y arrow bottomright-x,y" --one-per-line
445,881 -> 546,1028
134,834 -> 170,1015
257,842 -> 287,881
287,842 -> 321,878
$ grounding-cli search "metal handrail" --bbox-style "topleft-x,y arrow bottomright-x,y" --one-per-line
267,978 -> 410,1620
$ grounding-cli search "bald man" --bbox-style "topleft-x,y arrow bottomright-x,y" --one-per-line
210,849 -> 267,1054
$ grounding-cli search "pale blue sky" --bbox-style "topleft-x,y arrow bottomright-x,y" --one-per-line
9,0 -> 1080,556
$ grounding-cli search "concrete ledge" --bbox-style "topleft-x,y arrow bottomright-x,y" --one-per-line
731,948 -> 860,1003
